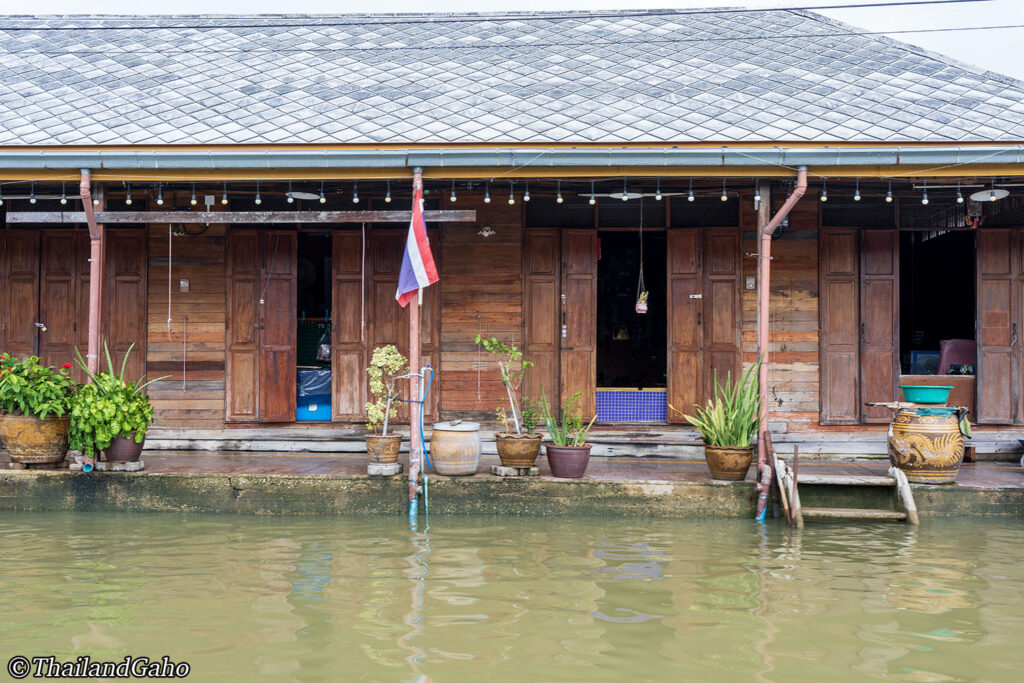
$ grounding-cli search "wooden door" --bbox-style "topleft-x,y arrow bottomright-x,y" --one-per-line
666,229 -> 702,422
860,229 -> 899,422
560,230 -> 597,419
38,231 -> 85,371
523,229 -> 561,409
819,228 -> 861,424
332,230 -> 367,421
0,231 -> 41,359
104,230 -> 148,383
977,228 -> 1016,424
259,231 -> 297,423
702,228 -> 742,401
226,230 -> 260,422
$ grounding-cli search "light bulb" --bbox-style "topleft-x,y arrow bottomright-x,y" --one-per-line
956,182 -> 964,204
990,189 -> 997,202
556,181 -> 563,203
450,180 -> 457,203
287,194 -> 294,204
221,182 -> 228,205
352,182 -> 359,204
508,195 -> 515,205
190,183 -> 197,206
854,189 -> 861,201
621,180 -> 628,201
589,181 -> 596,206
483,186 -> 491,203
254,194 -> 262,205
655,179 -> 662,201
156,184 -> 164,206
720,179 -> 727,202
385,180 -> 392,203
93,197 -> 100,206
29,183 -> 36,204
523,185 -> 530,202
922,194 -> 929,205
319,194 -> 326,204
60,194 -> 67,205
688,189 -> 694,202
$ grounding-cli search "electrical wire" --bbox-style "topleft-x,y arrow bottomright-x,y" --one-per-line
0,2 -> 992,32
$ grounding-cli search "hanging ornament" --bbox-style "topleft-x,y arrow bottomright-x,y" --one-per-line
635,197 -> 649,314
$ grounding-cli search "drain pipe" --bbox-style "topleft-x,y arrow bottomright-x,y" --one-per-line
79,170 -> 105,378
756,167 -> 807,522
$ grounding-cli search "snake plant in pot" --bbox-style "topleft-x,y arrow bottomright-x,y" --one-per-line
672,360 -> 762,481
539,389 -> 597,478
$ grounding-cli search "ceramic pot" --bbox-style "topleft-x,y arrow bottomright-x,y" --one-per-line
495,433 -> 542,468
703,445 -> 754,481
545,444 -> 591,478
0,413 -> 70,465
888,408 -> 965,483
365,434 -> 401,464
430,421 -> 482,475
103,433 -> 144,462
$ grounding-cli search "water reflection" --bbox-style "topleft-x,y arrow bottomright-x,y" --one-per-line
1,514 -> 1023,682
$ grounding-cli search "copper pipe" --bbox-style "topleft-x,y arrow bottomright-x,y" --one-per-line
408,168 -> 424,504
79,170 -> 105,376
757,168 -> 807,504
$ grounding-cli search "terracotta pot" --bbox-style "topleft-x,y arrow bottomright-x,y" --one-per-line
430,422 -> 482,475
888,408 -> 965,483
546,444 -> 591,478
496,433 -> 542,468
703,445 -> 754,481
366,434 -> 401,464
104,433 -> 144,462
0,413 -> 70,465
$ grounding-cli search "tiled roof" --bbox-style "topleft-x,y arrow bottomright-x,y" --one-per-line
0,9 -> 1023,145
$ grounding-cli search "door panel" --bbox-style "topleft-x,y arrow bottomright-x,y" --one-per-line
38,231 -> 81,369
561,230 -> 597,420
332,230 -> 366,421
667,229 -> 701,422
820,228 -> 860,424
226,230 -> 260,422
1,231 -> 41,359
860,229 -> 899,422
977,229 -> 1015,424
523,229 -> 561,409
104,230 -> 147,383
259,231 -> 297,423
703,228 -> 742,403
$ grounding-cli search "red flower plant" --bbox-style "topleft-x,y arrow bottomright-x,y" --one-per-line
62,363 -> 74,369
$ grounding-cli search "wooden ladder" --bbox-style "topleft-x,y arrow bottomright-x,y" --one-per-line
775,457 -> 919,528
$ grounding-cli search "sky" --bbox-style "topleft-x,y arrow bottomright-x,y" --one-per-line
6,0 -> 1024,80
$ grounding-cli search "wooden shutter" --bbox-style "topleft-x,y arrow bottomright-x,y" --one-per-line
523,229 -> 561,410
104,230 -> 148,383
560,229 -> 597,419
226,230 -> 260,422
860,229 -> 899,422
977,228 -> 1015,424
0,231 -> 40,359
703,227 -> 742,402
332,230 -> 367,421
819,228 -> 860,424
259,230 -> 297,423
667,229 -> 702,423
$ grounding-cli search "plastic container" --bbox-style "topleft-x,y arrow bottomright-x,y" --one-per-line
899,385 -> 953,404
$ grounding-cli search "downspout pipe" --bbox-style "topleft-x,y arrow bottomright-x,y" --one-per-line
78,169 -> 104,377
756,166 -> 807,521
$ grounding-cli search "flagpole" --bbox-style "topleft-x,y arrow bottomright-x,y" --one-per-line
408,168 -> 424,508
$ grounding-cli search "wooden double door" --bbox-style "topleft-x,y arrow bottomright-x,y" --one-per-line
523,227 -> 742,422
226,228 -> 438,423
0,229 -> 147,382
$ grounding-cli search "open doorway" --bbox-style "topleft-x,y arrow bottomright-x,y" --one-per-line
596,230 -> 667,421
296,233 -> 333,421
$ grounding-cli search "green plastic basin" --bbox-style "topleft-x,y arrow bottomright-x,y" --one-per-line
899,385 -> 953,404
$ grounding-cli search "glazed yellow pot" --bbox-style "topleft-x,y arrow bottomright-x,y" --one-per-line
887,408 -> 965,484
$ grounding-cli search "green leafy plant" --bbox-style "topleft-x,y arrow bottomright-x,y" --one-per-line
475,335 -> 534,435
0,353 -> 78,418
671,360 -> 762,448
521,396 -> 541,434
69,344 -> 163,457
538,388 -> 596,447
365,345 -> 408,436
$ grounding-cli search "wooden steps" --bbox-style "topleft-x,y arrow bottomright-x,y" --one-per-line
801,507 -> 908,521
795,474 -> 895,486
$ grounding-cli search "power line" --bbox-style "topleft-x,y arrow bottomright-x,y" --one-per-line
5,23 -> 1021,55
0,1 -> 994,32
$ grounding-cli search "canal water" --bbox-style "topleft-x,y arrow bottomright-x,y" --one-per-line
2,513 -> 1023,682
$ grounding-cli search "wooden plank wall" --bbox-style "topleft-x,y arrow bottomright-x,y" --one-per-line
438,196 -> 523,419
740,192 -> 823,432
146,219 -> 228,428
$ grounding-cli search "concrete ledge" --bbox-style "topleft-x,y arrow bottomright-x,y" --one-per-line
1,470 -> 1022,517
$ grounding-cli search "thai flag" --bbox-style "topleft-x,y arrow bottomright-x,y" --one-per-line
395,185 -> 439,307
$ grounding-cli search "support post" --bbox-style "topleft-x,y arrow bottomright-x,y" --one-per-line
79,170 -> 105,375
408,169 -> 424,505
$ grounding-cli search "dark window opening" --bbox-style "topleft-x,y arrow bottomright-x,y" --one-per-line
899,231 -> 975,375
297,233 -> 332,421
596,231 -> 667,389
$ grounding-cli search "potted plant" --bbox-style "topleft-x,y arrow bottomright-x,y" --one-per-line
672,360 -> 761,481
365,345 -> 408,464
70,344 -> 161,463
538,389 -> 597,478
475,335 -> 542,468
0,353 -> 78,465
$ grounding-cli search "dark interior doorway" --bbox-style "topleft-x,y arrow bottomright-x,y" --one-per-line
596,230 -> 667,388
296,233 -> 333,420
899,230 -> 975,375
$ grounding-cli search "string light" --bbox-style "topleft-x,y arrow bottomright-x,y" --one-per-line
622,179 -> 629,202
753,184 -> 761,206
990,178 -> 997,202
450,179 -> 457,203
589,180 -> 596,206
956,179 -> 964,204
655,178 -> 662,201
820,178 -> 828,202
921,179 -> 929,205
352,181 -> 359,204
523,181 -> 530,202
688,178 -> 694,202
508,181 -> 515,205
0,185 -> 4,206
854,178 -> 861,202
93,192 -> 99,206
885,179 -> 893,203
190,182 -> 197,206
385,179 -> 392,203
720,178 -> 727,202
124,182 -> 132,206
319,181 -> 327,204
287,181 -> 294,204
156,182 -> 164,206
556,180 -> 563,204
29,181 -> 36,204
220,181 -> 227,206
254,181 -> 262,205
60,181 -> 67,205
483,182 -> 491,204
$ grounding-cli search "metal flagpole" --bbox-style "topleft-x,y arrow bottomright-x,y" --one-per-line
408,169 -> 424,514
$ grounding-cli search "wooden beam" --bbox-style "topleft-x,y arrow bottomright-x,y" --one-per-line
4,210 -> 477,224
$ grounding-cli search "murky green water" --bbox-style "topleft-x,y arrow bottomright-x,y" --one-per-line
2,513 -> 1023,682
